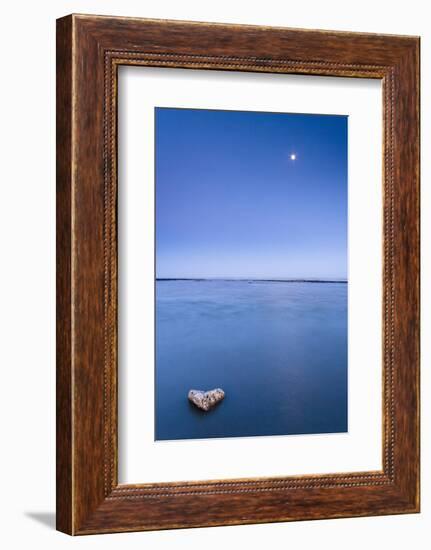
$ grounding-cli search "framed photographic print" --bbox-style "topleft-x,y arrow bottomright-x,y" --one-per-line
56,14 -> 420,535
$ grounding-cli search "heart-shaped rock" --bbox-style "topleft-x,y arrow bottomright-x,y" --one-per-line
188,388 -> 225,411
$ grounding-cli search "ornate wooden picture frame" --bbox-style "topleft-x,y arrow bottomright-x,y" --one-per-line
56,14 -> 420,535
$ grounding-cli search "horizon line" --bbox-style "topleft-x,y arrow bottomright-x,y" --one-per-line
156,277 -> 348,283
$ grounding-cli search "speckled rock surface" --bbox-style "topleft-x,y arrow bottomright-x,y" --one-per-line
188,388 -> 225,411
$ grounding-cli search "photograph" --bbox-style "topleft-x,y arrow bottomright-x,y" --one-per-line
0,1 -> 423,544
155,107 -> 348,441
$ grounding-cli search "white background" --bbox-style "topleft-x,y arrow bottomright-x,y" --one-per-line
0,1 -> 428,548
118,67 -> 382,483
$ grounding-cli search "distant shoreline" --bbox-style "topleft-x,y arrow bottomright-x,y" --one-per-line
156,278 -> 347,284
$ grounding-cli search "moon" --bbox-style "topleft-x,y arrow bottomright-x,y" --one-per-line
290,153 -> 296,160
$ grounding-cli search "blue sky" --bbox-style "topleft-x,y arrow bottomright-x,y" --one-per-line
155,107 -> 347,279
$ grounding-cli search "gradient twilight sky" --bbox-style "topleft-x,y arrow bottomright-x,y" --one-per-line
155,107 -> 347,279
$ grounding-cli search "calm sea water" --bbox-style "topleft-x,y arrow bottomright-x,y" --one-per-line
155,280 -> 347,440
